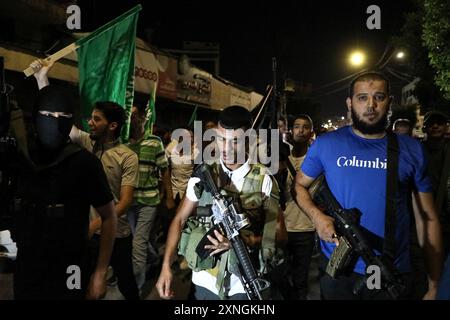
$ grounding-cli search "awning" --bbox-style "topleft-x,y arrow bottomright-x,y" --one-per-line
1,39 -> 262,111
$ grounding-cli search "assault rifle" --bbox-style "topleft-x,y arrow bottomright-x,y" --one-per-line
308,175 -> 407,299
193,163 -> 269,300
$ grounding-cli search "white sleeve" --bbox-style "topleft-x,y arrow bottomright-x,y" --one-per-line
70,127 -> 93,152
261,174 -> 273,198
69,125 -> 81,144
185,177 -> 201,202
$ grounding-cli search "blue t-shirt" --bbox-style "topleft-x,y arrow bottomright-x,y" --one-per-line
301,126 -> 432,274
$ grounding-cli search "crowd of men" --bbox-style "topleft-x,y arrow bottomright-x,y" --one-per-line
2,61 -> 450,300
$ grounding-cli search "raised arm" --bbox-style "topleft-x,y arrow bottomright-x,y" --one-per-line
413,191 -> 444,300
294,170 -> 338,245
30,59 -> 52,90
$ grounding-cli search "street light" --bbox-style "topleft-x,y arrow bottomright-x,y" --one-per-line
396,51 -> 405,59
349,51 -> 366,67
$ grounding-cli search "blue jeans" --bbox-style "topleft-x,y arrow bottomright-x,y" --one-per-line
127,204 -> 158,289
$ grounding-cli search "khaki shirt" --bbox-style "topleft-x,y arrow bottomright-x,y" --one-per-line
284,154 -> 315,232
166,139 -> 200,199
74,130 -> 139,238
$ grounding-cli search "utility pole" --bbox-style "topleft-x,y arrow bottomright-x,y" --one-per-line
270,57 -> 278,130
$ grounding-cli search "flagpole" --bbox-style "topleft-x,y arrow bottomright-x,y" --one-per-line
251,85 -> 273,129
23,42 -> 79,77
23,4 -> 142,78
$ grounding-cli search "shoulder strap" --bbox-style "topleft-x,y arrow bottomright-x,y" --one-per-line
286,157 -> 297,180
384,132 -> 399,262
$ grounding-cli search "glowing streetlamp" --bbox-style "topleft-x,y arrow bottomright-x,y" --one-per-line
348,51 -> 366,67
396,51 -> 405,59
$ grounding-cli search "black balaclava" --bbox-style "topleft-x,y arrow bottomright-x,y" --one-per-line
34,86 -> 74,150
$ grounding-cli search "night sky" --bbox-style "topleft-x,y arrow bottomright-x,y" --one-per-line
79,0 -> 416,121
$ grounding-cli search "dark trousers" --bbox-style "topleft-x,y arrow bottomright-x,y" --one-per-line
14,246 -> 89,300
318,254 -> 412,300
159,194 -> 181,243
89,234 -> 140,300
285,231 -> 316,300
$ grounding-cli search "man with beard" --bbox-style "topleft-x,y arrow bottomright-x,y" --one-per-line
70,102 -> 140,300
293,72 -> 443,299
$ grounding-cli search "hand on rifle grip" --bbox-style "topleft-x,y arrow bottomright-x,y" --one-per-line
204,229 -> 231,256
314,213 -> 339,246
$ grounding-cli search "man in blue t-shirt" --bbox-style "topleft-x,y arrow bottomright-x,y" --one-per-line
294,71 -> 444,300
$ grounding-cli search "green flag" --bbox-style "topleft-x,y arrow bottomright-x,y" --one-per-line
188,105 -> 198,128
77,4 -> 142,141
145,83 -> 157,135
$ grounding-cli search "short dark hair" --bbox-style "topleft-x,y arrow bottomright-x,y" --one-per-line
423,110 -> 449,128
389,104 -> 418,129
392,118 -> 411,131
94,101 -> 126,138
294,114 -> 314,130
218,105 -> 253,130
348,71 -> 390,98
134,104 -> 147,116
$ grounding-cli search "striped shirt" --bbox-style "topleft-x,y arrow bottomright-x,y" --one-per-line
127,132 -> 169,206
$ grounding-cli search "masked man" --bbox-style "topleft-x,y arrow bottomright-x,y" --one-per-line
13,86 -> 117,300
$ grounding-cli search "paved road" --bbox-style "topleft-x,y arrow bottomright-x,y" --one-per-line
0,252 -> 321,300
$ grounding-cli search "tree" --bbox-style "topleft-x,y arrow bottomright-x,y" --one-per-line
422,0 -> 450,101
390,0 -> 448,111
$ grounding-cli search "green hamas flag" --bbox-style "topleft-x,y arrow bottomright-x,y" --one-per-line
77,4 -> 142,141
144,85 -> 157,135
188,105 -> 198,128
